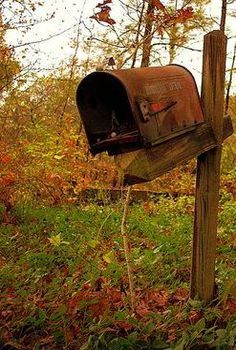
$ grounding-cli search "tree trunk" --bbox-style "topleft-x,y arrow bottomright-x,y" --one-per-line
220,0 -> 227,33
131,0 -> 146,68
141,2 -> 154,67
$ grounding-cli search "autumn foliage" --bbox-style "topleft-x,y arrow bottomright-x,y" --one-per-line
90,0 -> 116,25
0,1 -> 235,348
0,0 -> 235,210
0,198 -> 235,348
91,0 -> 194,33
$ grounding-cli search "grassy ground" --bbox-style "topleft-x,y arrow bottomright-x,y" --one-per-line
0,193 -> 235,349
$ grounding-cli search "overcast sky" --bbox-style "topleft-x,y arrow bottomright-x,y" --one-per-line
3,0 -> 236,89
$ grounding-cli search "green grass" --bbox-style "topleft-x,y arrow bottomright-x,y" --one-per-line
0,195 -> 235,349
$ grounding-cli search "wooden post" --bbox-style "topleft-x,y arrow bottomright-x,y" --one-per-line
191,30 -> 227,303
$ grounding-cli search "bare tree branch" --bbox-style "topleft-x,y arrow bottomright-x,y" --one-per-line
225,42 -> 236,115
152,41 -> 202,52
131,0 -> 146,67
11,24 -> 77,49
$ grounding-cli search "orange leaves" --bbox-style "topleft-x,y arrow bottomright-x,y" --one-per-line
68,285 -> 191,321
146,3 -> 194,36
90,0 -> 116,25
171,287 -> 189,302
0,154 -> 11,165
222,299 -> 236,316
136,289 -> 169,317
65,138 -> 77,148
0,143 -> 12,166
0,172 -> 16,187
47,173 -> 63,182
151,0 -> 165,11
96,0 -> 112,5
145,289 -> 169,308
175,7 -> 194,24
188,310 -> 203,324
90,9 -> 116,25
91,0 -> 194,29
68,287 -> 123,319
155,6 -> 194,27
142,201 -> 156,215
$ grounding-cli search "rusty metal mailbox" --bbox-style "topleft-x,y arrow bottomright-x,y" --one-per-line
76,65 -> 204,155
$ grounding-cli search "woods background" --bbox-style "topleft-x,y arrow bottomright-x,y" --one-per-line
0,0 -> 235,210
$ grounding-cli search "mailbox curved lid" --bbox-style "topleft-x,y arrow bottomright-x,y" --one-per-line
107,64 -> 204,131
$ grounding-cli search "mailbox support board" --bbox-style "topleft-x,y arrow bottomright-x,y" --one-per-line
115,116 -> 232,184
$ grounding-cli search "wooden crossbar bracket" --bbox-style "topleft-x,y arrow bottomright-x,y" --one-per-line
115,115 -> 233,185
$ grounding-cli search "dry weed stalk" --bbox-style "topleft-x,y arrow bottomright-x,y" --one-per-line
121,186 -> 135,311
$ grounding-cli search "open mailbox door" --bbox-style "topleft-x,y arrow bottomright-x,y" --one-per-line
76,65 -> 204,155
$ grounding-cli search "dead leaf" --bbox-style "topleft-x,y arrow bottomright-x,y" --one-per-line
189,310 -> 203,324
115,320 -> 134,332
38,335 -> 54,345
171,288 -> 189,302
136,300 -> 151,317
90,3 -> 115,25
224,299 -> 236,315
96,0 -> 112,7
167,326 -> 178,342
146,290 -> 169,308
151,0 -> 165,10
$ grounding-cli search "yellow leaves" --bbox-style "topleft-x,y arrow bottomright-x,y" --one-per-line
54,154 -> 65,160
88,239 -> 99,248
0,56 -> 21,91
103,251 -> 114,263
48,234 -> 69,247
